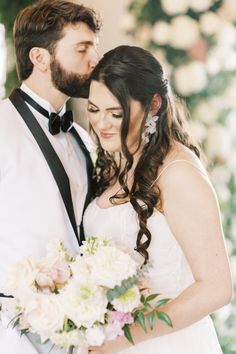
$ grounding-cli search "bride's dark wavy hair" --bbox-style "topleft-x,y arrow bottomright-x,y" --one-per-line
89,45 -> 200,262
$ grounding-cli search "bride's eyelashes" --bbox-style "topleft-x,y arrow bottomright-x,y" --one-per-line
87,105 -> 99,113
111,112 -> 123,119
87,105 -> 123,119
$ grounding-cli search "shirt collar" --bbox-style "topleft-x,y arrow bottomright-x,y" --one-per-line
20,83 -> 66,116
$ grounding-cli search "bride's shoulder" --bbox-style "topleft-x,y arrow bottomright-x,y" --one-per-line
156,142 -> 209,188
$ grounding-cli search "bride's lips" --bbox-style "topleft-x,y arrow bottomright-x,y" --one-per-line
100,131 -> 117,139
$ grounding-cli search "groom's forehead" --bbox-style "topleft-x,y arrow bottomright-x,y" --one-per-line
60,22 -> 98,43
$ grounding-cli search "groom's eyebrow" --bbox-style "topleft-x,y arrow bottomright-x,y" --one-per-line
76,40 -> 96,46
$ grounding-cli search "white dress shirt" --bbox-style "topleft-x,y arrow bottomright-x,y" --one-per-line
21,83 -> 88,229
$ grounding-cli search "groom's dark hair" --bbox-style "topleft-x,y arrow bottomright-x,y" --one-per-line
13,0 -> 101,81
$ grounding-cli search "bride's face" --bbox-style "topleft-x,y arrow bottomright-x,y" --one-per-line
87,80 -> 144,153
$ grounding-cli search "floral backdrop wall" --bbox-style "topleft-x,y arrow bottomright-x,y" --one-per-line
122,0 -> 236,352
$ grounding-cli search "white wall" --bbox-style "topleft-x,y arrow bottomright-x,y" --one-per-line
80,0 -> 133,54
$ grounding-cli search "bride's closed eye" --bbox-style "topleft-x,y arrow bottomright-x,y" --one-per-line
111,112 -> 123,119
87,105 -> 99,113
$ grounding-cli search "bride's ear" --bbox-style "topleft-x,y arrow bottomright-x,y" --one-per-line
150,93 -> 162,116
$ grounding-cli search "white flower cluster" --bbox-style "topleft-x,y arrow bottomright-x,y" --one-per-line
2,238 -> 142,351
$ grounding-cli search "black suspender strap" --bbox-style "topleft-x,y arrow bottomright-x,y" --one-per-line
9,88 -> 80,243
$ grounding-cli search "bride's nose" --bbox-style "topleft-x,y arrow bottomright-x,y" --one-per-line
97,115 -> 112,130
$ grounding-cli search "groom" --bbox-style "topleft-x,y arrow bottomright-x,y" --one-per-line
0,0 -> 100,352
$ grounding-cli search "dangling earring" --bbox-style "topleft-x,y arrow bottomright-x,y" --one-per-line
142,114 -> 159,145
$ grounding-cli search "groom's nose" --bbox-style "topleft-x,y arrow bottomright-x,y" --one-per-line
89,47 -> 100,70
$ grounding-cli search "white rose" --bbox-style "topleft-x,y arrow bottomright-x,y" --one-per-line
25,294 -> 64,339
193,100 -> 219,124
216,23 -> 236,48
210,166 -> 231,186
189,120 -> 208,142
87,246 -> 138,288
200,12 -> 221,36
70,256 -> 91,283
189,0 -> 213,12
218,0 -> 236,22
85,327 -> 105,346
50,330 -> 84,348
215,185 -> 231,204
4,258 -> 37,301
111,285 -> 141,313
205,125 -> 233,162
39,240 -> 69,268
206,55 -> 221,75
161,0 -> 189,15
174,62 -> 207,96
169,16 -> 199,49
222,50 -> 236,71
223,81 -> 236,109
152,22 -> 170,45
61,281 -> 108,328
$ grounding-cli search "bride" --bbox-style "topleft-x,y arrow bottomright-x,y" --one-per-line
83,45 -> 232,354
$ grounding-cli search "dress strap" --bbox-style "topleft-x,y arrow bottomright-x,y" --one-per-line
151,159 -> 204,187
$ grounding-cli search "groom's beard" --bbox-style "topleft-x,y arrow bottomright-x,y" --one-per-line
50,57 -> 90,98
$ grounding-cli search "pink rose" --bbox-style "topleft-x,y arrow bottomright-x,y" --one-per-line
109,311 -> 134,327
35,270 -> 55,290
51,260 -> 71,284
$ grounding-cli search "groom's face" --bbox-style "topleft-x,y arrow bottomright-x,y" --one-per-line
50,22 -> 99,97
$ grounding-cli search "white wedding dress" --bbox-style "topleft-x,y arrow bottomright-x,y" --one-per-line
83,173 -> 223,353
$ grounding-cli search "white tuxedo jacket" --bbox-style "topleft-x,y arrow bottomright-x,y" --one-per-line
0,97 -> 91,353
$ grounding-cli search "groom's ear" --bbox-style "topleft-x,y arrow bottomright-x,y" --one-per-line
29,47 -> 50,73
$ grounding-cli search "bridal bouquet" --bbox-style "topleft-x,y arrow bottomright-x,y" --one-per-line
2,237 -> 172,353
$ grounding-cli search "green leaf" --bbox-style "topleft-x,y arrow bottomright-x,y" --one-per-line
140,294 -> 146,303
148,311 -> 156,330
156,311 -> 173,327
146,293 -> 159,302
124,325 -> 134,344
137,312 -> 147,332
155,298 -> 171,308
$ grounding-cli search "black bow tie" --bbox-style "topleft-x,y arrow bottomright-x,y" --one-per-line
48,111 -> 73,135
17,88 -> 73,135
